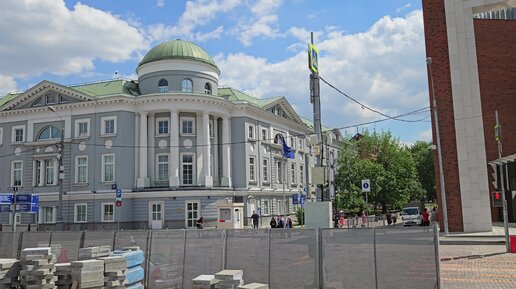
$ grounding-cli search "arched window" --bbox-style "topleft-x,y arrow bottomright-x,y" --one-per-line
37,126 -> 62,141
158,79 -> 168,93
182,79 -> 193,93
204,83 -> 212,95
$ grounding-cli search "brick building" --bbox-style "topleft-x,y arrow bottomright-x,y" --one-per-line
422,0 -> 516,232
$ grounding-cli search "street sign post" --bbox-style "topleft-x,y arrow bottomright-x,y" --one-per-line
15,194 -> 33,204
362,179 -> 371,205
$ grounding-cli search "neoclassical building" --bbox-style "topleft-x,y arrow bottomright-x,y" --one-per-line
0,40 -> 343,230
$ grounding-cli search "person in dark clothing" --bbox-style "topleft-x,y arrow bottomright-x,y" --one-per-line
196,217 -> 204,229
251,211 -> 260,228
277,216 -> 285,228
270,217 -> 277,228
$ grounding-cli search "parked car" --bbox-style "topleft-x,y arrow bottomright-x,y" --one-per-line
401,207 -> 421,226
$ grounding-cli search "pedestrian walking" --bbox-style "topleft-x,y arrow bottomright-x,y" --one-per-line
286,217 -> 293,228
421,208 -> 430,226
196,217 -> 204,229
391,212 -> 397,225
361,209 -> 367,227
269,217 -> 277,228
251,211 -> 260,228
386,213 -> 392,225
277,216 -> 285,228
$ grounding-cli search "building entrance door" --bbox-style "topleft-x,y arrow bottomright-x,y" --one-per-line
185,201 -> 200,228
149,201 -> 164,229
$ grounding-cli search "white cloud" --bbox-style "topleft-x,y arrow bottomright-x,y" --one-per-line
0,0 -> 147,79
147,0 -> 240,42
250,0 -> 283,16
419,128 -> 433,141
396,3 -> 412,13
156,0 -> 165,7
218,10 -> 428,131
233,0 -> 284,46
0,75 -> 17,96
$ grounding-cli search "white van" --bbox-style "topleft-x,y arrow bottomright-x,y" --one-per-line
401,207 -> 421,226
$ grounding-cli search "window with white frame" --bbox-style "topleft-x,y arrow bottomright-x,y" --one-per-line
263,200 -> 269,215
299,165 -> 304,184
290,163 -> 296,184
156,118 -> 169,135
102,154 -> 115,182
249,157 -> 256,182
12,125 -> 25,143
36,126 -> 61,141
181,153 -> 195,185
276,161 -> 283,183
75,119 -> 90,138
157,154 -> 169,181
101,116 -> 117,135
158,79 -> 169,93
180,117 -> 195,135
40,206 -> 56,224
45,160 -> 55,185
182,79 -> 193,92
75,156 -> 88,184
261,128 -> 268,142
46,94 -> 57,105
11,160 -> 22,187
102,203 -> 115,222
248,124 -> 255,139
204,83 -> 212,94
0,127 -> 3,145
34,160 -> 42,186
298,138 -> 303,151
262,158 -> 269,182
74,203 -> 87,223
290,137 -> 296,150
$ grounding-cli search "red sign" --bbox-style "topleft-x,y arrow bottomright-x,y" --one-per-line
492,191 -> 503,208
115,200 -> 122,207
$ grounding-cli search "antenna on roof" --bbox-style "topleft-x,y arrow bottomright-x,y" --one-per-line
114,70 -> 119,79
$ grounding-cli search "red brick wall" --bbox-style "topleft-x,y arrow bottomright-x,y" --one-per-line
422,0 -> 464,231
475,19 -> 516,221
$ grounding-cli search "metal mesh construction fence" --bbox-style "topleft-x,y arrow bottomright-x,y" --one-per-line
0,226 -> 440,289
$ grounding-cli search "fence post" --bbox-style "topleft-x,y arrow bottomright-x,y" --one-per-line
79,231 -> 86,249
433,223 -> 441,289
267,229 -> 271,286
373,228 -> 378,289
144,230 -> 152,289
181,229 -> 187,289
317,228 -> 323,289
17,231 -> 24,259
222,229 -> 227,270
49,231 -> 53,247
112,231 -> 117,251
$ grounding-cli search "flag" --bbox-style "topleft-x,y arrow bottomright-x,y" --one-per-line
277,134 -> 295,159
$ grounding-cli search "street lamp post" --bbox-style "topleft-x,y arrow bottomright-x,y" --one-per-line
48,106 -> 65,231
426,57 -> 449,235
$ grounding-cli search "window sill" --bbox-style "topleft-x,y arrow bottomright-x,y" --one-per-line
100,134 -> 117,138
74,221 -> 87,224
180,134 -> 196,137
74,135 -> 90,140
73,183 -> 89,187
155,134 -> 170,138
101,181 -> 116,184
248,181 -> 258,185
101,220 -> 115,223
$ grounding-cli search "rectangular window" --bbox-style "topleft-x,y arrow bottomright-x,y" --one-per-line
102,203 -> 115,222
0,127 -> 3,145
181,117 -> 195,135
12,125 -> 25,143
74,203 -> 87,223
298,139 -> 303,151
76,156 -> 88,184
181,153 -> 194,185
299,165 -> 304,184
156,118 -> 169,135
262,159 -> 269,182
276,161 -> 282,184
34,160 -> 42,186
45,160 -> 55,185
249,157 -> 255,181
75,119 -> 90,138
263,200 -> 269,215
11,160 -> 23,187
102,154 -> 115,182
248,125 -> 255,139
261,128 -> 268,141
46,94 -> 57,105
290,137 -> 296,149
291,163 -> 296,184
157,154 -> 169,181
101,116 -> 117,135
40,207 -> 55,224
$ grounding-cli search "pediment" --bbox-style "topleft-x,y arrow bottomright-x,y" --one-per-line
262,97 -> 304,125
1,80 -> 94,111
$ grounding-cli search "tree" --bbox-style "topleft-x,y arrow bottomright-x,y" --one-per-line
335,130 -> 421,213
409,141 -> 436,201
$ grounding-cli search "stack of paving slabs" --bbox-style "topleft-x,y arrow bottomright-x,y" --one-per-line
192,275 -> 218,289
110,248 -> 144,289
97,256 -> 127,289
214,270 -> 244,289
20,247 -> 57,289
78,246 -> 111,261
70,260 -> 104,289
238,283 -> 269,289
54,263 -> 71,289
0,259 -> 21,289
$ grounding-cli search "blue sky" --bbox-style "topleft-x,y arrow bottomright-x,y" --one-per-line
0,0 -> 430,144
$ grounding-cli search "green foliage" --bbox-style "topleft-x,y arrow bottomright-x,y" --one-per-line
295,207 -> 305,225
335,130 -> 422,213
409,141 -> 436,201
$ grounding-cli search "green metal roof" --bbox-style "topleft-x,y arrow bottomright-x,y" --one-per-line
138,39 -> 218,69
300,116 -> 333,132
218,87 -> 282,107
71,79 -> 140,97
0,92 -> 21,107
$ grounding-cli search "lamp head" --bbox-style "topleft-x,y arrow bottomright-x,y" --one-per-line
48,106 -> 56,112
426,57 -> 432,65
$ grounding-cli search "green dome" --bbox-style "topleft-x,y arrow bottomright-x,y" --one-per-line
138,39 -> 218,69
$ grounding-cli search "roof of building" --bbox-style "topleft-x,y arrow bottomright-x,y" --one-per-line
138,39 -> 218,69
300,116 -> 334,132
71,79 -> 140,97
0,92 -> 21,107
218,87 -> 282,107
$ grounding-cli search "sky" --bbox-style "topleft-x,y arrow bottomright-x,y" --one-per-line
0,0 -> 431,144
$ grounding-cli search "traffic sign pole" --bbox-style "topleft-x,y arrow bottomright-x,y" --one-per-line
495,111 -> 510,253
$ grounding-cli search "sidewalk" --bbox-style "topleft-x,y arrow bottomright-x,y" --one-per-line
439,222 -> 516,245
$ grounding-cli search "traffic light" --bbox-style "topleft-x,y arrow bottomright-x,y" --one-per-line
492,191 -> 503,208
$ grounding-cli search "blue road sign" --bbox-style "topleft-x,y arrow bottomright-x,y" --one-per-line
17,204 -> 38,213
115,189 -> 122,198
0,205 -> 12,213
31,195 -> 39,204
16,194 -> 32,204
0,195 -> 14,204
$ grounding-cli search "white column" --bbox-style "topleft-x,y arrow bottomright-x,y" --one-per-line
137,112 -> 149,188
202,112 -> 213,188
221,117 -> 232,187
148,113 -> 155,184
134,113 -> 140,186
169,111 -> 179,187
213,118 -> 219,186
39,160 -> 45,187
53,159 -> 58,185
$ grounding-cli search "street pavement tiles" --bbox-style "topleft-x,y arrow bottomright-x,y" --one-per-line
20,247 -> 57,289
0,259 -> 21,289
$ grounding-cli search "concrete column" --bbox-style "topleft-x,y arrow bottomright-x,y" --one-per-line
134,113 -> 140,186
202,112 -> 213,188
137,112 -> 149,188
39,160 -> 45,186
221,117 -> 232,187
169,111 -> 179,187
148,113 -> 155,184
53,159 -> 58,185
